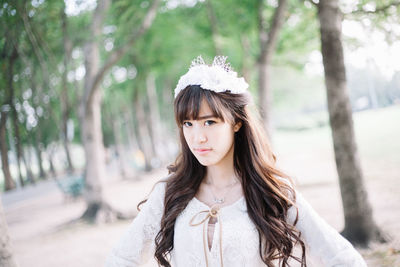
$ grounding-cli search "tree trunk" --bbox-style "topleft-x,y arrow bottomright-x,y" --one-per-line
79,0 -> 112,222
22,147 -> 35,185
161,81 -> 176,160
318,0 -> 386,246
60,3 -> 75,173
146,74 -> 168,164
0,44 -> 17,191
32,130 -> 46,179
0,197 -> 18,267
257,0 -> 288,136
107,106 -> 130,179
205,0 -> 222,55
118,118 -> 132,179
240,35 -> 252,84
11,102 -> 24,187
47,147 -> 57,177
79,0 -> 160,221
6,121 -> 20,188
6,48 -> 23,188
0,114 -> 15,191
124,111 -> 139,153
134,92 -> 154,171
80,87 -> 108,220
161,80 -> 173,121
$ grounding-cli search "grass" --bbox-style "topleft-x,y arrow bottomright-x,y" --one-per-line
274,105 -> 400,179
354,105 -> 400,162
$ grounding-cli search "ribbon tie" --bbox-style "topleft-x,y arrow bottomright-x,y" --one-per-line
189,204 -> 224,267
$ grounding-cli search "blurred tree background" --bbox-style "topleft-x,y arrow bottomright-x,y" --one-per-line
1,0 -> 398,184
1,0 -> 400,265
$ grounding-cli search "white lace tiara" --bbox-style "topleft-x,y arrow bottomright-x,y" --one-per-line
174,55 -> 249,98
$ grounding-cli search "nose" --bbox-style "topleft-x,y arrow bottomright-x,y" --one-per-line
193,126 -> 207,144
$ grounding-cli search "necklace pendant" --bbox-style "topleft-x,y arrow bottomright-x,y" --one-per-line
214,198 -> 224,204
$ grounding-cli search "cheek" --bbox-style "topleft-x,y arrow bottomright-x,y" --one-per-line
215,127 -> 235,149
182,129 -> 192,147
182,131 -> 188,143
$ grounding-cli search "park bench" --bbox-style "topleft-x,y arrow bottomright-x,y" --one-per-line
55,175 -> 85,200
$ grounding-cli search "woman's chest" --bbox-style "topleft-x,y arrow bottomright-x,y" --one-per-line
171,199 -> 262,266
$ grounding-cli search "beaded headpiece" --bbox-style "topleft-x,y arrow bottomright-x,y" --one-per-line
174,55 -> 249,98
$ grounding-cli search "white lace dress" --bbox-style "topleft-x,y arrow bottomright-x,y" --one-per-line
105,181 -> 367,267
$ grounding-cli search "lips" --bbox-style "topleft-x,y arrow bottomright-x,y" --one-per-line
194,148 -> 212,155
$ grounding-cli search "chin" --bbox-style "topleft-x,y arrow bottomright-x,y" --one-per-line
197,160 -> 212,166
196,157 -> 219,167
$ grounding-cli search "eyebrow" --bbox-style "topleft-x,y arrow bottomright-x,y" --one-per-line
197,115 -> 216,120
183,115 -> 216,121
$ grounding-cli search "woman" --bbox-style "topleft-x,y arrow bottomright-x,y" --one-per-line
105,56 -> 367,267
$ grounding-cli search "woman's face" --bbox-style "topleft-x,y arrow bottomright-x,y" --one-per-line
182,99 -> 241,167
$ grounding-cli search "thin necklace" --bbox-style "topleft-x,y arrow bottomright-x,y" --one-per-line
206,178 -> 239,204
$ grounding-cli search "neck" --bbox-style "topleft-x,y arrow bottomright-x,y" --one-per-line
204,145 -> 238,188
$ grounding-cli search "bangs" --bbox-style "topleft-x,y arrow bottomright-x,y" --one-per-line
174,85 -> 227,126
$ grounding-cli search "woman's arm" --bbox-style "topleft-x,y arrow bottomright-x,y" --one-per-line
288,190 -> 367,267
105,182 -> 166,267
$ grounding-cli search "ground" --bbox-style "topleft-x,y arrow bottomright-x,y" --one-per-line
2,106 -> 400,267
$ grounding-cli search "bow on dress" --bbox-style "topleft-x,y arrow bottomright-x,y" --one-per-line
189,204 -> 224,267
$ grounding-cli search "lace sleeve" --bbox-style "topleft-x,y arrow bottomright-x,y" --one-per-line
105,181 -> 166,267
287,190 -> 367,267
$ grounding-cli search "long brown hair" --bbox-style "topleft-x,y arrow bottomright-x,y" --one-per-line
154,85 -> 306,266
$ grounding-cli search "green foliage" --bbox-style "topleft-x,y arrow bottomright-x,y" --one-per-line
276,0 -> 319,66
1,0 -> 399,177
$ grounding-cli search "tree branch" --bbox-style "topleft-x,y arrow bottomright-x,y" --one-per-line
19,4 -> 50,94
81,0 -> 111,115
85,0 -> 161,109
350,1 -> 400,15
303,0 -> 318,7
205,0 -> 222,55
259,0 -> 288,64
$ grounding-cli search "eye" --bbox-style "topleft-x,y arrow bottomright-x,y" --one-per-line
183,121 -> 192,127
204,120 -> 216,126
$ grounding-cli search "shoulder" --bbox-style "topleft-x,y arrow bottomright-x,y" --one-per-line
275,176 -> 297,204
152,179 -> 168,194
143,174 -> 175,205
146,179 -> 168,202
